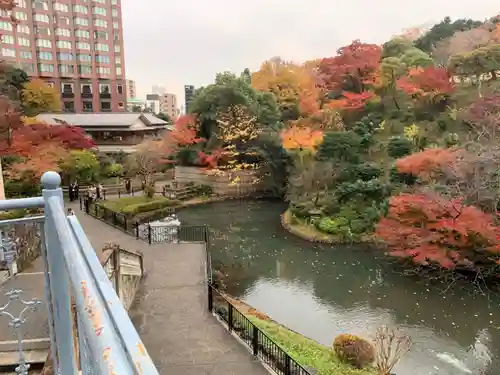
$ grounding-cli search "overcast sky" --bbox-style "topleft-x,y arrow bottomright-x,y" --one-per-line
121,0 -> 498,105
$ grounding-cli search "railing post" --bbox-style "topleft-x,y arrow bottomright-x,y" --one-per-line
207,284 -> 213,312
284,354 -> 291,375
148,224 -> 152,245
228,301 -> 233,332
118,189 -> 121,198
41,171 -> 78,375
112,212 -> 117,226
252,325 -> 259,356
135,222 -> 139,239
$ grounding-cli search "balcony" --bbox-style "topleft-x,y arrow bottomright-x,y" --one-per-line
81,91 -> 93,99
0,171 -> 160,375
99,92 -> 111,99
61,91 -> 74,98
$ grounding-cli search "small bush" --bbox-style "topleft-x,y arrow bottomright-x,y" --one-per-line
387,137 -> 412,159
333,333 -> 375,369
317,217 -> 350,236
121,198 -> 180,216
289,201 -> 317,219
197,184 -> 213,196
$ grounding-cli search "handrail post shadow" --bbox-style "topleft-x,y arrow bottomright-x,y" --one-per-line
252,325 -> 259,356
148,224 -> 152,245
207,285 -> 213,312
228,302 -> 233,332
41,171 -> 78,375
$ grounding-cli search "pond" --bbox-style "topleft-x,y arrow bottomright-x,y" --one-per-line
178,200 -> 499,375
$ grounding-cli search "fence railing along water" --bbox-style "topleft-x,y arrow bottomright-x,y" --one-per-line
80,195 -> 311,375
0,172 -> 159,375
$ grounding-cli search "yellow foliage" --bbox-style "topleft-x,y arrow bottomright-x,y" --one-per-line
22,116 -> 44,125
281,126 -> 324,152
21,78 -> 61,116
404,124 -> 420,143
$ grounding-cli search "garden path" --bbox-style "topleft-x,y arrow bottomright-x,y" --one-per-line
69,202 -> 269,375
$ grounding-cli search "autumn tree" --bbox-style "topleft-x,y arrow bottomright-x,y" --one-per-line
432,27 -> 491,66
124,140 -> 162,189
462,93 -> 500,141
21,79 -> 61,116
60,150 -> 100,184
375,193 -> 500,274
318,40 -> 382,93
380,57 -> 407,109
397,66 -> 455,104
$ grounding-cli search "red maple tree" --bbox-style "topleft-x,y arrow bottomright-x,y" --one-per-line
376,193 -> 500,271
328,91 -> 377,111
197,149 -> 223,169
397,66 -> 455,98
395,147 -> 461,181
162,114 -> 204,157
319,40 -> 382,92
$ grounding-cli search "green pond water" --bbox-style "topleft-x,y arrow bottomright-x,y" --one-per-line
178,200 -> 499,375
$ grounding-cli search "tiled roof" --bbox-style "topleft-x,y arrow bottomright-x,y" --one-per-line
36,112 -> 169,127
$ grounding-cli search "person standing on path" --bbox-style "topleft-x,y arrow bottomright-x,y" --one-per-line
125,178 -> 131,194
74,181 -> 80,200
68,183 -> 74,202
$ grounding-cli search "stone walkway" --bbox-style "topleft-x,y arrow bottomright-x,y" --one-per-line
70,203 -> 269,375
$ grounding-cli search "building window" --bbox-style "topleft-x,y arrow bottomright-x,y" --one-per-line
18,37 -> 30,46
35,26 -> 51,36
16,0 -> 27,7
95,55 -> 110,64
36,38 -> 52,48
118,102 -> 124,109
1,48 -> 16,58
94,19 -> 107,28
94,31 -> 108,40
111,0 -> 118,4
63,101 -> 75,112
56,40 -> 72,49
55,28 -> 71,37
76,42 -> 90,50
61,83 -> 74,93
95,43 -> 109,52
57,52 -> 73,60
0,22 -> 12,31
54,2 -> 69,12
58,16 -> 70,25
15,11 -> 27,20
33,13 -> 49,23
97,67 -> 111,75
37,51 -> 53,60
20,50 -> 32,59
81,84 -> 92,94
117,85 -> 123,94
32,0 -> 49,10
73,5 -> 88,14
16,24 -> 30,34
114,45 -> 120,53
75,29 -> 90,38
38,63 -> 54,73
74,17 -> 89,26
82,101 -> 93,112
113,21 -> 119,29
94,0 -> 106,3
100,102 -> 111,111
77,53 -> 92,62
21,63 -> 34,73
99,84 -> 110,94
116,67 -> 122,76
78,65 -> 92,74
2,35 -> 14,44
112,9 -> 118,17
93,6 -> 106,16
59,64 -> 75,74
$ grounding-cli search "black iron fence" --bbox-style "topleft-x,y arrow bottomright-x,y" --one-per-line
80,196 -> 207,245
208,285 -> 311,375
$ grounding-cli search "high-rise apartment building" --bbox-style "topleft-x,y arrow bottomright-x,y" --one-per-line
184,85 -> 195,113
160,93 -> 177,120
0,0 -> 127,113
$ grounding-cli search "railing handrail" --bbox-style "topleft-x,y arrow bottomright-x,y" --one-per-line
0,196 -> 45,210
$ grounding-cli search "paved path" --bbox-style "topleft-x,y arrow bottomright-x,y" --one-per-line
70,202 -> 268,375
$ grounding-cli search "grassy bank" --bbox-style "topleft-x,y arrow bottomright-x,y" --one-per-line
281,210 -> 374,244
224,296 -> 375,375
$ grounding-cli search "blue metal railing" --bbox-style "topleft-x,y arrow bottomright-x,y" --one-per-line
0,171 -> 159,375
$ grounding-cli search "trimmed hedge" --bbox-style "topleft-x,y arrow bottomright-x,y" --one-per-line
0,208 -> 42,221
120,198 -> 181,217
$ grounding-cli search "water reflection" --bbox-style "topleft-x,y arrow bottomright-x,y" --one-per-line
178,200 -> 498,375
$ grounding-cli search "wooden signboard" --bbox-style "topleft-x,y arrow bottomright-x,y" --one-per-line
120,252 -> 142,276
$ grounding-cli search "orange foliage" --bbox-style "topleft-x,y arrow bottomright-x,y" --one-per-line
376,193 -> 500,270
161,114 -> 204,156
395,147 -> 461,181
397,66 -> 455,98
328,91 -> 377,111
281,126 -> 324,151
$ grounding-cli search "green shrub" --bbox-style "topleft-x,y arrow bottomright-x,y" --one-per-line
121,198 -> 180,216
389,165 -> 417,185
317,217 -> 350,237
335,179 -> 391,204
105,163 -> 123,178
444,132 -> 460,147
387,136 -> 413,158
143,184 -> 156,198
5,180 -> 40,198
289,201 -> 317,219
333,334 -> 375,369
197,184 -> 213,196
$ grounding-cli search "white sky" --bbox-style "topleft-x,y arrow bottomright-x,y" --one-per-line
121,0 -> 498,105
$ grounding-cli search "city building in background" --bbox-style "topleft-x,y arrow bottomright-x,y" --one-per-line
145,93 -> 160,114
184,85 -> 195,113
0,0 -> 127,113
126,97 -> 144,112
151,85 -> 166,95
160,93 -> 178,120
